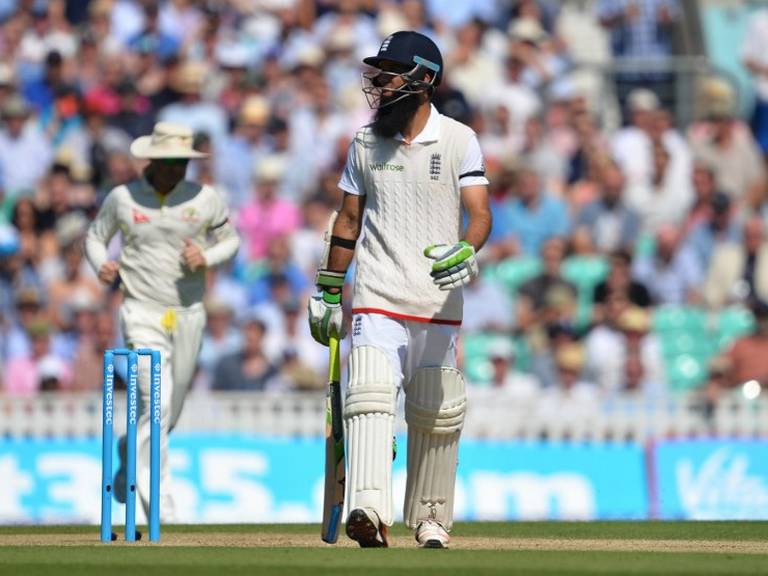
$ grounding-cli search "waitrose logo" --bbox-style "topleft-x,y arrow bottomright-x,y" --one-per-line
369,163 -> 404,172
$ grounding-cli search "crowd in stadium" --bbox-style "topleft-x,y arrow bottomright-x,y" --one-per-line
1,0 -> 768,402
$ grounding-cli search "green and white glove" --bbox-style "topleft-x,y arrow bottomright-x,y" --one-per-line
424,241 -> 479,291
308,270 -> 347,346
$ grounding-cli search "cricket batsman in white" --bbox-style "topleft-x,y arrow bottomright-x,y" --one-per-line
308,31 -> 491,548
86,122 -> 240,522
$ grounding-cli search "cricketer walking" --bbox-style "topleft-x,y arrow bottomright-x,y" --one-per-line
86,122 -> 240,522
308,31 -> 492,548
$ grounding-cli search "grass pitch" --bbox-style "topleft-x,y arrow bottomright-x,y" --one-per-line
2,522 -> 768,575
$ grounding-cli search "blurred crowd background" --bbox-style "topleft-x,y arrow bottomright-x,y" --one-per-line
1,0 -> 768,405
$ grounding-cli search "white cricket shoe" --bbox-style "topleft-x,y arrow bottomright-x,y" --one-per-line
346,508 -> 389,548
415,520 -> 450,549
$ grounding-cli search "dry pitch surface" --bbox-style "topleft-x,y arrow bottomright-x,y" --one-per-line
5,531 -> 768,554
2,522 -> 768,575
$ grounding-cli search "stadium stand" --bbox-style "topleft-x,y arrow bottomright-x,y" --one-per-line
1,0 -> 768,437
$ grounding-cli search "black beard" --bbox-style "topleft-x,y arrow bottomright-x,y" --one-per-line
371,92 -> 422,138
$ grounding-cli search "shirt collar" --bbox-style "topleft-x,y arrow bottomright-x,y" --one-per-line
394,104 -> 440,144
139,176 -> 186,203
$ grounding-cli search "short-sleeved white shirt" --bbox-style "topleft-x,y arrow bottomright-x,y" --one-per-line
85,179 -> 237,307
338,105 -> 489,324
339,104 -> 489,195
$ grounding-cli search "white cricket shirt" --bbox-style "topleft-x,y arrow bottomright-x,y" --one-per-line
85,178 -> 240,308
339,105 -> 489,324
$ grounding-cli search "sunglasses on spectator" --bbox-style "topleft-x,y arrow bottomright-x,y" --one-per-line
155,158 -> 190,166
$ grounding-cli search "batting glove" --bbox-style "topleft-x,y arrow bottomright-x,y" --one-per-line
424,241 -> 479,291
308,269 -> 347,346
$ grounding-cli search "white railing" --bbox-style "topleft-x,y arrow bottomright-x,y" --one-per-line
2,390 -> 767,441
467,392 -> 768,441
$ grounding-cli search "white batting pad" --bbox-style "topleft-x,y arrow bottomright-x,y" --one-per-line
404,367 -> 466,530
345,346 -> 396,526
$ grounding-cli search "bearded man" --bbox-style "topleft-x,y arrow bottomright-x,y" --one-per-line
308,31 -> 492,548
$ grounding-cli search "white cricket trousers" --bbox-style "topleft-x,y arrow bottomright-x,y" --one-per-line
350,313 -> 459,389
119,297 -> 206,523
344,312 -> 460,525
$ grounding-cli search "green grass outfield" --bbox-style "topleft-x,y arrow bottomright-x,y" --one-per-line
3,522 -> 768,575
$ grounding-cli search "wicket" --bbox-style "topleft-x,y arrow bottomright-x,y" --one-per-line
100,348 -> 162,543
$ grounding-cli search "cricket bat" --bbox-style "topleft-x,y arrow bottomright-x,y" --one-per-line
321,335 -> 345,543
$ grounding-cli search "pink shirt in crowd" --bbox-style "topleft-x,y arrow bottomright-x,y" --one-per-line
3,356 -> 73,395
237,199 -> 301,260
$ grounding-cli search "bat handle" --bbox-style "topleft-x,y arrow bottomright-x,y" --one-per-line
328,335 -> 341,381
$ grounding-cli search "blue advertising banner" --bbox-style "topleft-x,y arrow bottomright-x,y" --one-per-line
454,441 -> 647,520
0,436 -> 647,524
652,440 -> 768,520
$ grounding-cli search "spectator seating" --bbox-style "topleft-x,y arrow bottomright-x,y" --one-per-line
492,256 -> 543,296
715,306 -> 756,349
666,354 -> 709,391
561,254 -> 610,328
462,332 -> 531,385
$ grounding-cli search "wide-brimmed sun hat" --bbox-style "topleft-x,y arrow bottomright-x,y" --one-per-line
129,122 -> 208,159
508,18 -> 549,45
